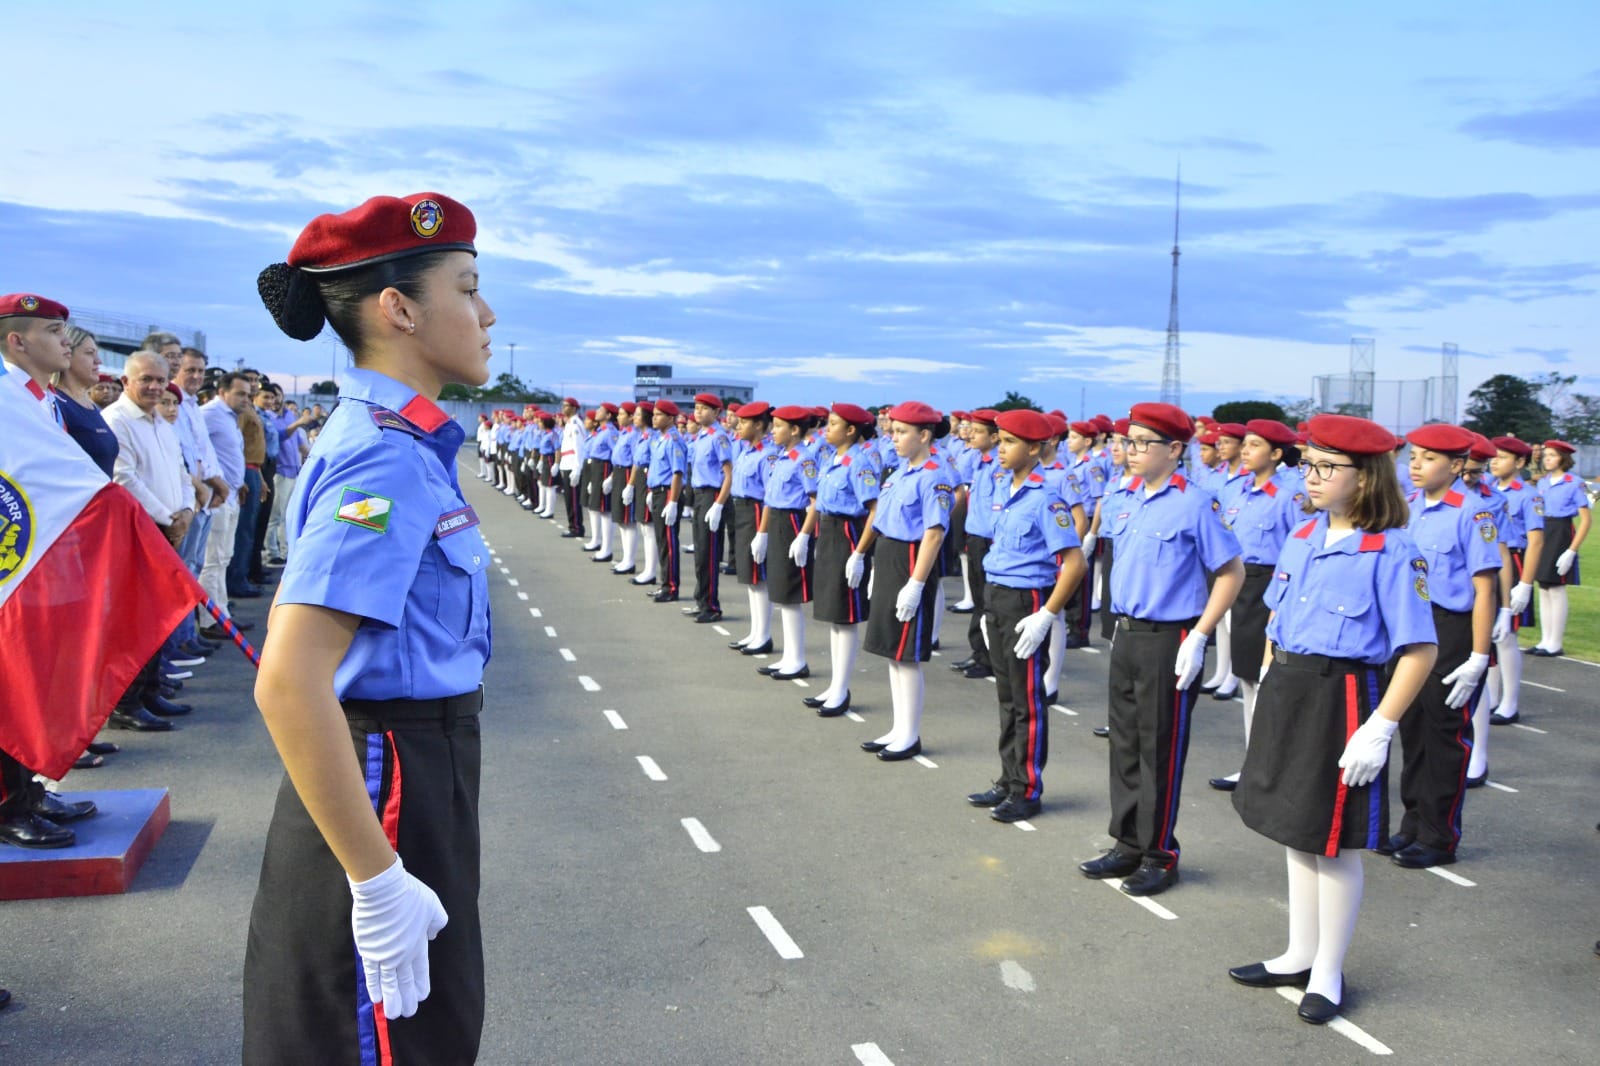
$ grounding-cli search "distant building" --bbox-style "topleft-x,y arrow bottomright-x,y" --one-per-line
69,306 -> 206,370
633,363 -> 755,406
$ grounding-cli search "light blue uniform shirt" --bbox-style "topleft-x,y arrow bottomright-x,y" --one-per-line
764,445 -> 819,510
1493,477 -> 1542,548
689,424 -> 733,489
816,440 -> 882,516
1219,471 -> 1305,565
277,368 -> 491,701
647,428 -> 687,488
611,425 -> 636,469
733,438 -> 778,499
874,456 -> 954,540
1106,473 -> 1241,621
963,451 -> 1002,538
1538,472 -> 1587,518
1405,486 -> 1503,613
587,422 -> 617,463
983,466 -> 1081,589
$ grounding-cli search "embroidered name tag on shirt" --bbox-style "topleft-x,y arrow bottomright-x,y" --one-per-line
436,505 -> 480,538
335,488 -> 394,533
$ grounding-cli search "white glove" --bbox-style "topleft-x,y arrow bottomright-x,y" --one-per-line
789,532 -> 811,566
1490,607 -> 1513,644
622,483 -> 635,506
1508,581 -> 1534,615
845,551 -> 866,589
1556,548 -> 1577,576
1174,630 -> 1209,690
895,578 -> 925,621
1013,608 -> 1056,659
601,474 -> 613,493
1441,651 -> 1491,709
1337,714 -> 1398,787
1081,531 -> 1097,557
347,856 -> 448,1020
568,469 -> 580,487
663,500 -> 680,525
707,502 -> 724,532
750,531 -> 768,563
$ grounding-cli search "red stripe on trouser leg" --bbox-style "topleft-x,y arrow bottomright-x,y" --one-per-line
1325,673 -> 1357,856
791,513 -> 809,601
1024,588 -> 1043,800
895,541 -> 917,660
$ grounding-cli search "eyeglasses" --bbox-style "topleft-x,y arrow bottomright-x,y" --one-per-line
1298,460 -> 1356,480
1122,436 -> 1173,454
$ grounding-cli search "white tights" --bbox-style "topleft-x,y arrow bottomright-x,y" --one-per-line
1537,586 -> 1570,651
821,623 -> 862,708
1264,847 -> 1362,1003
774,604 -> 807,672
874,660 -> 924,751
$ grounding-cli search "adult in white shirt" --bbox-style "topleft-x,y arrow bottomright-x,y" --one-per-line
102,353 -> 193,546
558,398 -> 588,537
200,372 -> 252,620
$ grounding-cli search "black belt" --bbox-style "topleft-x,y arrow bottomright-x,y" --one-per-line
1272,647 -> 1367,675
1115,615 -> 1197,633
1242,562 -> 1275,576
342,689 -> 482,733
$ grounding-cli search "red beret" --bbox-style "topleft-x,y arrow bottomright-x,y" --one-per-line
1069,420 -> 1098,437
887,400 -> 943,425
1093,413 -> 1113,429
1196,430 -> 1221,446
736,400 -> 772,419
164,383 -> 182,398
1306,414 -> 1400,456
693,392 -> 723,409
1491,435 -> 1530,458
1112,418 -> 1130,436
1467,432 -> 1498,462
619,401 -> 636,414
1545,439 -> 1575,455
637,401 -> 655,415
1244,419 -> 1297,447
288,192 -> 475,274
995,409 -> 1054,442
1045,413 -> 1069,438
810,405 -> 828,419
1129,402 -> 1195,443
1295,431 -> 1311,445
600,401 -> 619,414
831,402 -> 873,426
563,396 -> 579,407
0,293 -> 69,320
1405,423 -> 1474,456
97,373 -> 118,384
772,404 -> 813,423
654,399 -> 680,417
968,408 -> 1000,427
1215,422 -> 1248,440
588,409 -> 603,420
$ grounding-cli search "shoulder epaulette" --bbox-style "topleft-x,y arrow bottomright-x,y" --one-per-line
369,406 -> 424,438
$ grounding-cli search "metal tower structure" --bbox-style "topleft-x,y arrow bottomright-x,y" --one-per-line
1349,337 -> 1375,418
1440,342 -> 1459,423
1160,168 -> 1182,407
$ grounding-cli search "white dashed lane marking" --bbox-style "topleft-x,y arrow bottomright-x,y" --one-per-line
1014,821 -> 1036,832
602,710 -> 627,730
1426,866 -> 1476,888
579,676 -> 601,692
517,591 -> 529,601
559,648 -> 577,662
844,711 -> 865,723
999,960 -> 1036,991
1522,680 -> 1563,693
713,625 -> 731,636
912,755 -> 938,770
1510,723 -> 1548,735
852,1044 -> 895,1066
1273,987 -> 1393,1055
507,578 -> 519,587
680,818 -> 721,853
498,566 -> 509,574
528,608 -> 542,618
544,626 -> 558,638
636,756 -> 667,781
1485,780 -> 1518,793
1051,704 -> 1078,716
747,906 -> 804,959
1101,878 -> 1178,920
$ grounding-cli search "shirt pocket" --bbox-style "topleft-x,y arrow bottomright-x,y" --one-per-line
431,529 -> 490,639
1317,585 -> 1376,657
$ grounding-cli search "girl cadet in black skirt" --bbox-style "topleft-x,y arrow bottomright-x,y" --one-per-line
1230,413 -> 1436,1027
247,192 -> 493,1064
753,405 -> 820,680
803,402 -> 883,716
1529,439 -> 1589,657
847,401 -> 955,761
728,401 -> 778,654
1207,419 -> 1302,792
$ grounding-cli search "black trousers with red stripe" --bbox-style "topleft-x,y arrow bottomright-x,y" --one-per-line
243,693 -> 483,1066
691,490 -> 723,612
649,486 -> 681,595
1106,618 -> 1200,869
986,584 -> 1051,802
1062,543 -> 1097,642
562,469 -> 584,534
963,535 -> 992,668
1397,606 -> 1476,852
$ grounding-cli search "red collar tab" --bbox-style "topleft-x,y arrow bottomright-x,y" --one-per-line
923,460 -> 939,470
1027,472 -> 1044,483
1260,480 -> 1279,497
24,379 -> 45,401
1358,533 -> 1387,552
398,394 -> 450,434
1442,490 -> 1464,507
980,452 -> 995,463
1292,520 -> 1317,540
788,448 -> 800,460
1169,473 -> 1188,492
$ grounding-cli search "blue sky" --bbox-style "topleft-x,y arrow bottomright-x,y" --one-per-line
6,0 -> 1598,421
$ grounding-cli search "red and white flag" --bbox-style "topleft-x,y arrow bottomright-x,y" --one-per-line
0,369 -> 204,779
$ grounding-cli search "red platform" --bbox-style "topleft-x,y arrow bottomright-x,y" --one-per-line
0,788 -> 170,900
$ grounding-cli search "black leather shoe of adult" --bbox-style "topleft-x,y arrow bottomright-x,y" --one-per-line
950,658 -> 975,671
232,620 -> 255,632
1092,725 -> 1110,738
947,603 -> 974,614
967,786 -> 1008,807
1043,691 -> 1058,706
652,591 -> 680,604
32,791 -> 96,823
1120,862 -> 1178,896
1376,832 -> 1414,856
1063,633 -> 1089,649
1078,850 -> 1141,879
816,694 -> 851,718
1297,985 -> 1343,1025
962,663 -> 995,679
630,575 -> 657,586
0,812 -> 75,848
177,642 -> 215,658
991,796 -> 1041,823
1228,963 -> 1312,988
108,707 -> 173,732
143,694 -> 192,717
560,530 -> 584,539
740,640 -> 774,655
694,611 -> 723,624
877,739 -> 922,761
771,665 -> 811,681
1392,842 -> 1456,869
860,739 -> 889,753
1209,775 -> 1239,792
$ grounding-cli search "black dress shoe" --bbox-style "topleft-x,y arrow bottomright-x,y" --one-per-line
860,739 -> 889,753
1200,680 -> 1221,693
802,694 -> 828,708
1092,725 -> 1110,738
630,576 -> 657,586
1297,984 -> 1343,1025
950,658 -> 975,672
1120,862 -> 1178,896
108,707 -> 173,731
143,694 -> 192,717
652,591 -> 680,603
816,693 -> 851,718
947,603 -> 974,614
694,611 -> 724,623
32,791 -> 96,823
1209,775 -> 1239,792
1079,850 -> 1142,879
228,587 -> 263,599
771,665 -> 811,681
728,639 -> 749,650
991,796 -> 1041,823
199,625 -> 230,641
1465,770 -> 1487,789
1489,711 -> 1519,725
722,564 -> 737,575
1063,633 -> 1089,649
877,739 -> 922,761
233,620 -> 255,632
560,530 -> 584,539
962,663 -> 995,679
591,554 -> 613,563
611,565 -> 636,575
1043,691 -> 1058,706
1228,963 -> 1312,988
178,641 -> 215,658
86,741 -> 119,755
740,640 -> 775,656
967,786 -> 1008,807
1376,832 -> 1414,856
757,664 -> 782,676
0,811 -> 75,848
1392,842 -> 1456,868
1212,684 -> 1240,701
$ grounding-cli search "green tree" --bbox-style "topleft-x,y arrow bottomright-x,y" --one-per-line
990,390 -> 1038,412
1556,393 -> 1600,443
1275,396 -> 1318,425
1463,374 -> 1553,440
1212,400 -> 1286,424
439,383 -> 482,401
309,379 -> 339,395
526,387 -> 561,405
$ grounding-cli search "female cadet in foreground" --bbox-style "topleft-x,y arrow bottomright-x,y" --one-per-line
847,401 -> 953,761
1230,413 -> 1436,1026
727,401 -> 777,654
1528,439 -> 1589,657
246,192 -> 493,1064
752,405 -> 820,680
803,402 -> 882,715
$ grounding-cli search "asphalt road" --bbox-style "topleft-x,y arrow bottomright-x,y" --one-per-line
3,462 -> 1598,1065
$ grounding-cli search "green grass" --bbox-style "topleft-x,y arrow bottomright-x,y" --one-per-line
1518,533 -> 1598,663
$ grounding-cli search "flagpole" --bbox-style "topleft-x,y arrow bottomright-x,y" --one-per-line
201,597 -> 260,667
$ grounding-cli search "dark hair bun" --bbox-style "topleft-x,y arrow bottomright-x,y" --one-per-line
257,262 -> 327,341
932,420 -> 951,440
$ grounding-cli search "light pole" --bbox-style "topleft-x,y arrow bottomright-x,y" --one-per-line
508,342 -> 517,383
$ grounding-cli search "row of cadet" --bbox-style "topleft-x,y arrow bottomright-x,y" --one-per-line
478,394 -> 1590,1027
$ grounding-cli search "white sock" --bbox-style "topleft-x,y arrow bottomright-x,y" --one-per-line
881,660 -> 924,750
1240,679 -> 1257,745
745,586 -> 772,646
823,624 -> 862,707
596,514 -> 613,557
1091,560 -> 1103,612
1483,654 -> 1503,715
1536,587 -> 1553,649
615,525 -> 636,569
1495,629 -> 1522,719
954,555 -> 974,609
637,525 -> 658,582
1544,586 -> 1570,650
1265,847 -> 1320,974
1205,612 -> 1235,689
1043,611 -> 1065,696
933,580 -> 946,633
775,605 -> 807,672
1308,850 -> 1363,1003
583,510 -> 601,548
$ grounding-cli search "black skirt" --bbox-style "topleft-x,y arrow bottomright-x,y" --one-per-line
611,465 -> 640,525
765,505 -> 813,605
732,497 -> 765,585
863,534 -> 941,662
583,458 -> 612,512
1230,564 -> 1275,678
813,512 -> 871,625
1233,656 -> 1389,856
1533,515 -> 1580,587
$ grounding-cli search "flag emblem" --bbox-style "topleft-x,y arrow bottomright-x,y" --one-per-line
0,470 -> 36,584
336,487 -> 394,532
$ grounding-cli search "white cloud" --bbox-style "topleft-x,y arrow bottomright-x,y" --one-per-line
479,232 -> 767,298
754,354 -> 982,384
